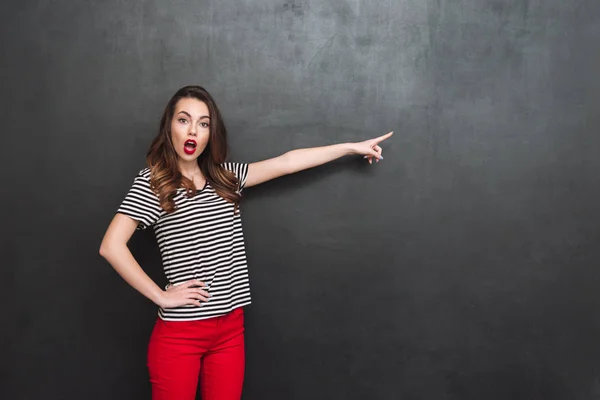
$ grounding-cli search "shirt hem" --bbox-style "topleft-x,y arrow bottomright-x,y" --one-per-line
156,301 -> 252,322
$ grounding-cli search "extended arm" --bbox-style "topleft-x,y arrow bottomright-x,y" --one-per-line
245,131 -> 393,188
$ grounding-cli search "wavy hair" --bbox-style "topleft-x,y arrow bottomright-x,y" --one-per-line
146,85 -> 241,213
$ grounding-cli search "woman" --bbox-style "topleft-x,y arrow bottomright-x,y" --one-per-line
99,85 -> 392,400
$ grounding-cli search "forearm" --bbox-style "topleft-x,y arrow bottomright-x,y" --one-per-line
100,243 -> 165,307
281,142 -> 355,174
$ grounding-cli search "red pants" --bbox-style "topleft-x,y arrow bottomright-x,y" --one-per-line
147,307 -> 245,400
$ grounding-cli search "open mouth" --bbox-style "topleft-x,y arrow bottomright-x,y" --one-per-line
184,139 -> 197,155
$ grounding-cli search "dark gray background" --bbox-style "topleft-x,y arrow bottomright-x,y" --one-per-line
2,1 -> 600,399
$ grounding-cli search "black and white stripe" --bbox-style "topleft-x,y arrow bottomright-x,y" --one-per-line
117,162 -> 251,321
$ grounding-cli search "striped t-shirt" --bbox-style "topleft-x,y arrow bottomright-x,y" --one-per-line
117,162 -> 251,321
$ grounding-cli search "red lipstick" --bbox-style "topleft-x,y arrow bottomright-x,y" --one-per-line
184,139 -> 197,155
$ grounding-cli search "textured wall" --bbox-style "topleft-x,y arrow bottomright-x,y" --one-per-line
2,1 -> 600,399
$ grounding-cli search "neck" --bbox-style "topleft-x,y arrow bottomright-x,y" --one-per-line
178,160 -> 201,177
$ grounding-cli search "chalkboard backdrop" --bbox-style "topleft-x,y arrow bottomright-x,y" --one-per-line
2,1 -> 600,399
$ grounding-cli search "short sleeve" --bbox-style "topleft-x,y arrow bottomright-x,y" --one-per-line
116,171 -> 162,230
222,162 -> 249,193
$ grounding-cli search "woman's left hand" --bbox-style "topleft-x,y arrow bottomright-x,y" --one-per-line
352,131 -> 393,164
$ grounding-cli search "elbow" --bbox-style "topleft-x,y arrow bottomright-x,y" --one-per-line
99,241 -> 112,259
99,243 -> 107,259
280,152 -> 296,175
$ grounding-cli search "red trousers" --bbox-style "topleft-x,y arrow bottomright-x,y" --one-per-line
147,307 -> 245,400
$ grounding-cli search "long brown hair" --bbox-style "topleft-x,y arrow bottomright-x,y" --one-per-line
146,85 -> 241,213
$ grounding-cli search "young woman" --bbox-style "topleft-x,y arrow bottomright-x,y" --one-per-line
99,85 -> 392,400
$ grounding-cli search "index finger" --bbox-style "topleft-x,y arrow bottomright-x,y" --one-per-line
373,131 -> 393,144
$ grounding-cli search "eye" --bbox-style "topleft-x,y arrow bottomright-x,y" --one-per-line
178,118 -> 188,124
200,122 -> 210,128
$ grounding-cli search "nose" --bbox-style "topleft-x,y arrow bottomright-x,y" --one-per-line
189,124 -> 197,137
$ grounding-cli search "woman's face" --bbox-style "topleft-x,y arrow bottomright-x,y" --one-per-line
170,98 -> 211,163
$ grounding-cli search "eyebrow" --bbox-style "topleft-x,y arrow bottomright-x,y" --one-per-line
177,111 -> 210,120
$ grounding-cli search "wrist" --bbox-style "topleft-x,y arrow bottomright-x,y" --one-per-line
341,142 -> 357,156
150,288 -> 166,308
